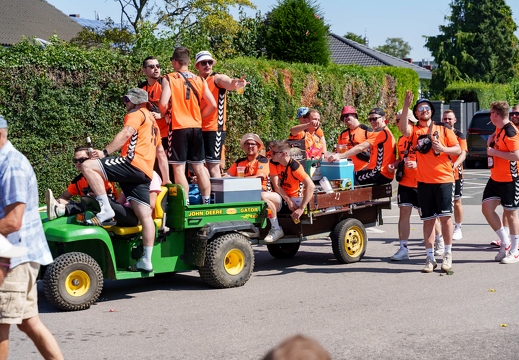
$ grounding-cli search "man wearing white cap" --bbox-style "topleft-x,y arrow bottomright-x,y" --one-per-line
0,115 -> 63,359
194,50 -> 248,177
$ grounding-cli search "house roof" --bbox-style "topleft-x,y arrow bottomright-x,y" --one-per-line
0,0 -> 83,46
328,33 -> 432,80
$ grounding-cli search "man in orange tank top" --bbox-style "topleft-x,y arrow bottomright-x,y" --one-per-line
82,88 -> 170,272
159,47 -> 216,204
195,51 -> 248,178
400,91 -> 461,273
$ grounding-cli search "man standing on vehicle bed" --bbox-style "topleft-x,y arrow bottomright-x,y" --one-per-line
399,91 -> 461,273
82,88 -> 170,273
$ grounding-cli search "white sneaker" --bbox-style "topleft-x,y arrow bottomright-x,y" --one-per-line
495,245 -> 511,262
422,256 -> 437,273
434,237 -> 445,256
391,247 -> 409,261
264,228 -> 284,243
452,226 -> 462,240
501,251 -> 519,264
45,189 -> 65,220
441,252 -> 453,272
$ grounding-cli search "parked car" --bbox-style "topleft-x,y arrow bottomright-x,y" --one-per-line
466,110 -> 495,168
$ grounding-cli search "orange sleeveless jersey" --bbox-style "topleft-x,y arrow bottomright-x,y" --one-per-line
452,129 -> 468,181
121,109 -> 157,179
289,128 -> 325,159
396,135 -> 417,188
365,128 -> 396,179
490,122 -> 519,182
269,158 -> 309,198
412,122 -> 458,183
67,174 -> 117,199
201,73 -> 227,132
140,79 -> 168,138
227,155 -> 270,191
166,72 -> 205,130
337,124 -> 372,171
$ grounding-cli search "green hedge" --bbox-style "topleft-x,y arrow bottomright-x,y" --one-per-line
444,80 -> 519,109
0,40 -> 418,202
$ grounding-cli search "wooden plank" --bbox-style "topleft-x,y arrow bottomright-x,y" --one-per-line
308,187 -> 373,210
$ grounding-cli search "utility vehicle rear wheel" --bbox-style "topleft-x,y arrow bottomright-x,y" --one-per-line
331,218 -> 367,264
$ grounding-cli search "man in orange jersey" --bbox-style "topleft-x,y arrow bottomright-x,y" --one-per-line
82,88 -> 170,272
400,91 -> 461,273
289,109 -> 328,160
159,47 -> 216,204
482,101 -> 519,264
269,140 -> 315,230
194,51 -> 247,178
330,105 -> 373,172
227,134 -> 285,242
390,110 -> 420,261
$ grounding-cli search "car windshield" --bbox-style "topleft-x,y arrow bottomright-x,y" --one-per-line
468,113 -> 494,133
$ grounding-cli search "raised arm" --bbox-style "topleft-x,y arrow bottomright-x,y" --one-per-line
215,74 -> 249,92
399,90 -> 414,138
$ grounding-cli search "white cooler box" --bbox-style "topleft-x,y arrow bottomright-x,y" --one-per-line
210,177 -> 262,204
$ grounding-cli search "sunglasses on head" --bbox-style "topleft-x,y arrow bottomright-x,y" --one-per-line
73,157 -> 89,164
199,60 -> 214,66
145,64 -> 160,69
418,105 -> 431,112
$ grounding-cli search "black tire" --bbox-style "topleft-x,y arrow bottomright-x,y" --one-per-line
331,218 -> 367,264
267,242 -> 300,259
43,252 -> 103,311
199,233 -> 254,288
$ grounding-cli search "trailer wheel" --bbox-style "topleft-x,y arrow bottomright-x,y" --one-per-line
43,252 -> 103,311
267,242 -> 300,259
331,218 -> 367,264
199,233 -> 254,288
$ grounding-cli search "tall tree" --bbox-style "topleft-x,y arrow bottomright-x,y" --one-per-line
425,0 -> 519,95
264,0 -> 330,66
344,32 -> 366,45
375,38 -> 411,58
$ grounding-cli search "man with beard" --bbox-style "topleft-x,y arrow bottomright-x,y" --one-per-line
399,91 -> 460,273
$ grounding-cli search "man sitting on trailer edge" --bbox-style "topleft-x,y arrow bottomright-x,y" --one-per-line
269,140 -> 315,233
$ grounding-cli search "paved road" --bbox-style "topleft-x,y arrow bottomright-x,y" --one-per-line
9,168 -> 519,359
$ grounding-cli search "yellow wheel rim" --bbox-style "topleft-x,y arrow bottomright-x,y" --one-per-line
224,249 -> 245,276
65,270 -> 91,297
344,226 -> 364,257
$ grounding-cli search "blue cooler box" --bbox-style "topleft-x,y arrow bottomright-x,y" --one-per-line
320,160 -> 354,189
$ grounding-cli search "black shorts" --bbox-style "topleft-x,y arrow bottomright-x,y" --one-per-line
482,178 -> 519,210
203,131 -> 226,164
98,157 -> 151,206
397,184 -> 419,209
167,128 -> 205,165
417,182 -> 454,220
454,178 -> 463,200
355,170 -> 392,186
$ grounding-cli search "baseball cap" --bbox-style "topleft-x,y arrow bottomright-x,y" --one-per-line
195,51 -> 216,65
296,107 -> 309,119
123,88 -> 148,105
240,133 -> 264,151
0,234 -> 27,259
396,109 -> 418,124
0,115 -> 7,129
413,99 -> 435,117
369,108 -> 386,117
341,106 -> 357,116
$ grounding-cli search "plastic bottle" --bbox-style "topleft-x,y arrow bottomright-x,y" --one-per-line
319,176 -> 334,193
86,136 -> 93,154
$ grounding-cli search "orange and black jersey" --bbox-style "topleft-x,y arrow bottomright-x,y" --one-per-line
289,128 -> 325,160
165,71 -> 205,130
490,122 -> 519,182
67,174 -> 117,201
227,155 -> 270,191
338,124 -> 373,171
411,122 -> 458,184
396,135 -> 417,188
269,158 -> 309,198
366,127 -> 396,179
201,73 -> 226,132
139,78 -> 168,138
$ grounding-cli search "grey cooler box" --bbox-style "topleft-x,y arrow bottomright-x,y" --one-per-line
210,177 -> 262,204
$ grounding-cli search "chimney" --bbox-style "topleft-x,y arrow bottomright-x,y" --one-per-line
402,58 -> 412,63
69,14 -> 80,18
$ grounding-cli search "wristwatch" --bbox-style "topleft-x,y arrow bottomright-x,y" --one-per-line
103,149 -> 109,157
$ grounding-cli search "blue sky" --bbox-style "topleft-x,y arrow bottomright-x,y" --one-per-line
48,0 -> 519,62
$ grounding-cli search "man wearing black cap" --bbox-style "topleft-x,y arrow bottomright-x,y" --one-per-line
400,91 -> 461,273
348,108 -> 395,186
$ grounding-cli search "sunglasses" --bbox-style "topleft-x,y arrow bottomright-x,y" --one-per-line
368,117 -> 381,121
199,60 -> 214,66
145,64 -> 160,69
73,157 -> 89,164
418,105 -> 431,112
511,112 -> 519,116
245,142 -> 258,147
